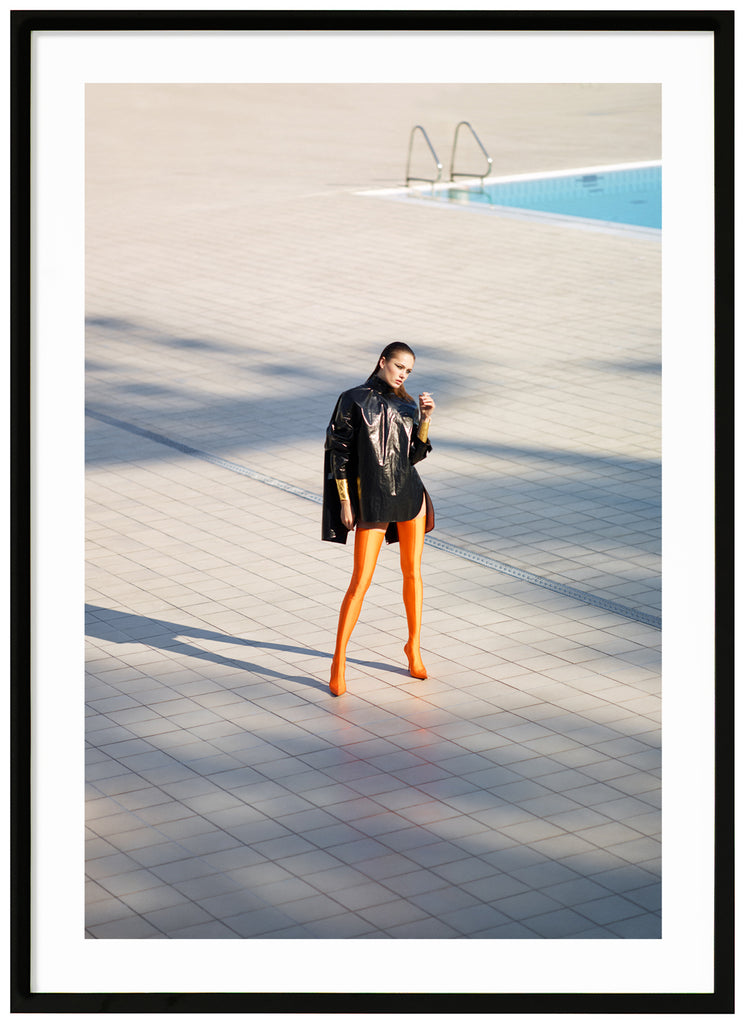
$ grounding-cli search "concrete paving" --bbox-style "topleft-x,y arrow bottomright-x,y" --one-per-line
85,84 -> 661,939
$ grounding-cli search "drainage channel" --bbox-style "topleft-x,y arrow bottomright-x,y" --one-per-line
86,407 -> 661,631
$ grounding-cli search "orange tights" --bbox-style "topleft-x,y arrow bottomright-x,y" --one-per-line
398,514 -> 428,680
329,513 -> 427,696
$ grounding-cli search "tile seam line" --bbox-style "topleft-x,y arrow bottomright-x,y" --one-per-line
85,407 -> 661,631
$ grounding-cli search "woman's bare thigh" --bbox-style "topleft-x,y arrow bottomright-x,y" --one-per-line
414,496 -> 426,519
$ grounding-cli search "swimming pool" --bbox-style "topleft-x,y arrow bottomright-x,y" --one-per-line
445,163 -> 661,229
361,161 -> 661,235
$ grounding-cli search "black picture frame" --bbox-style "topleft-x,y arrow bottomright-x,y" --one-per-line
11,8 -> 734,1014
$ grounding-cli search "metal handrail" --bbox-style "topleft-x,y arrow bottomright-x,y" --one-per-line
449,121 -> 492,185
405,125 -> 443,189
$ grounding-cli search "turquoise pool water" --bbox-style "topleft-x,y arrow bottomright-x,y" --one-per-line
444,164 -> 661,229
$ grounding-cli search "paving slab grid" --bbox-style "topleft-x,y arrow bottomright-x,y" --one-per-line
85,84 -> 661,940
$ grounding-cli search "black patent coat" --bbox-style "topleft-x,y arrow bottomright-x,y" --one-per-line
322,374 -> 434,545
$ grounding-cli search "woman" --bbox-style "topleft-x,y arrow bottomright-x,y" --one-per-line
322,343 -> 435,696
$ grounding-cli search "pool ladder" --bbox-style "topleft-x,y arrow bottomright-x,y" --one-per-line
405,121 -> 492,191
405,125 -> 442,188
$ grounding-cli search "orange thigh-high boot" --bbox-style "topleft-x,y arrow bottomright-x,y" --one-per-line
398,511 -> 428,679
329,527 -> 385,696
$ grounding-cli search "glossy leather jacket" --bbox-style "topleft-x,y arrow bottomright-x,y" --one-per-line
322,374 -> 434,545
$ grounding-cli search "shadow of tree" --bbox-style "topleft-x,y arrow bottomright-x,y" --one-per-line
85,600 -> 661,939
429,436 -> 660,482
86,316 -> 245,355
85,315 -> 658,478
85,314 -> 660,615
583,359 -> 661,375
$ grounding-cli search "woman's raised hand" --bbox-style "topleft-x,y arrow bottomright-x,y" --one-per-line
419,392 -> 435,420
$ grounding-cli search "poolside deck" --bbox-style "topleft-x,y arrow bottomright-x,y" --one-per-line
85,83 -> 661,941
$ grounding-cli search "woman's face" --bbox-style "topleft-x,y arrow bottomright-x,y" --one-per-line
378,351 -> 415,389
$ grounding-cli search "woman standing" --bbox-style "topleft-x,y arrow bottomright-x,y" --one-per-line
322,343 -> 435,696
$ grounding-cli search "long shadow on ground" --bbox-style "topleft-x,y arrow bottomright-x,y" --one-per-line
85,605 -> 400,694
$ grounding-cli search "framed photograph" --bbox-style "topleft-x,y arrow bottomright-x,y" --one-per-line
12,9 -> 733,1013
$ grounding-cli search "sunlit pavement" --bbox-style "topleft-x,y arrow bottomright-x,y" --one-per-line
85,84 -> 661,939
